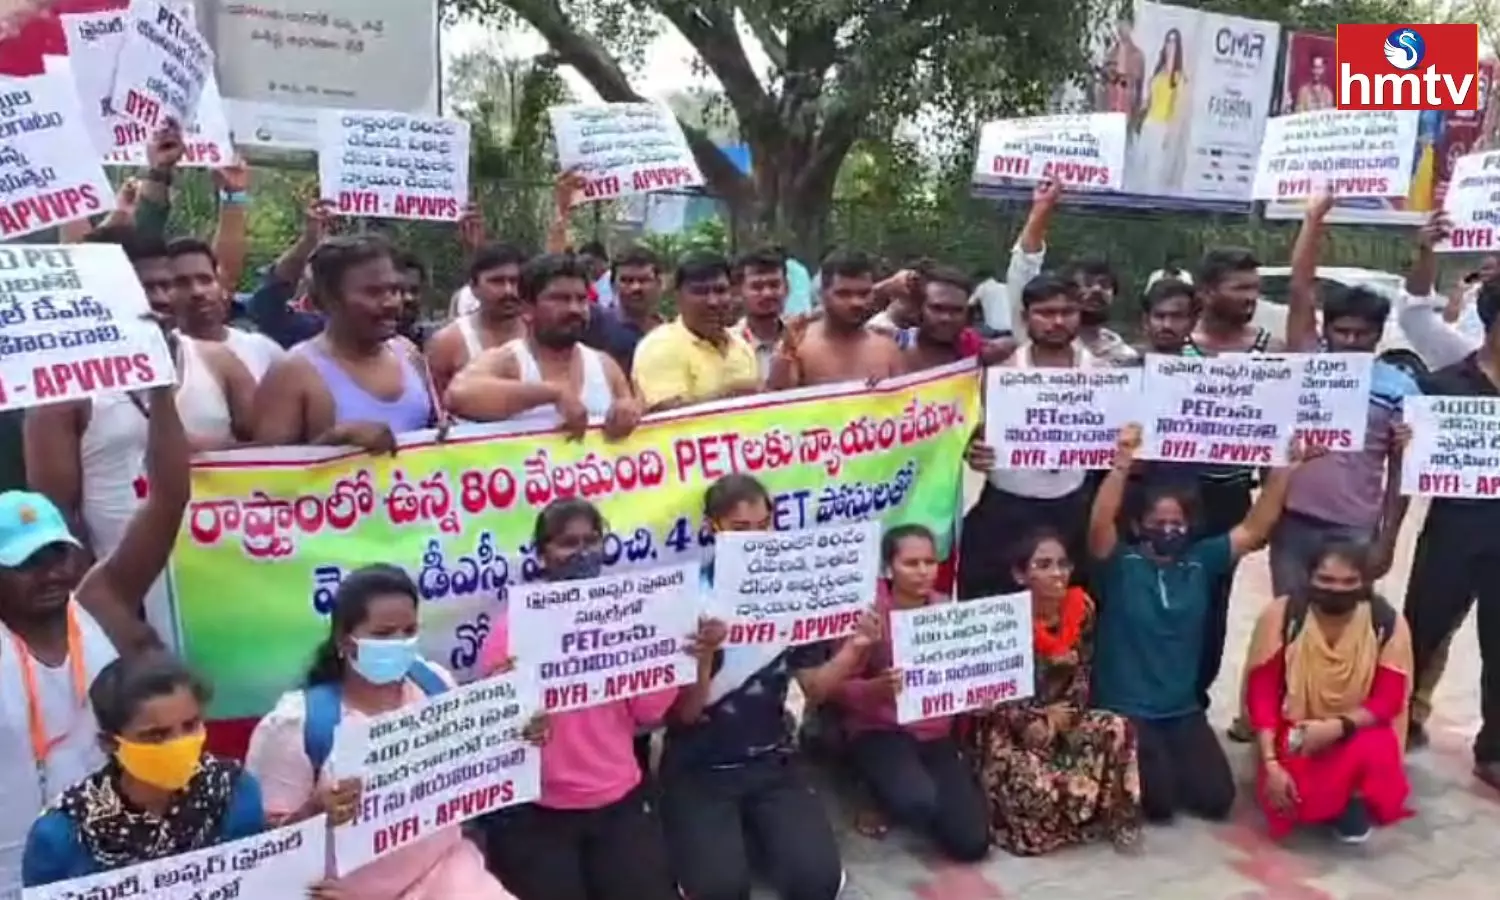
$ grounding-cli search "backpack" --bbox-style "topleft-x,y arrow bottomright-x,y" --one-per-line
1282,593 -> 1397,649
302,661 -> 449,774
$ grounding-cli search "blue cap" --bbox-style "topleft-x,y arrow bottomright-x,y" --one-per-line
0,492 -> 81,567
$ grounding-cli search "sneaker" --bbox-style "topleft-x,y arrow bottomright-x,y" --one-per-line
1406,721 -> 1429,751
1333,797 -> 1372,844
1226,717 -> 1254,743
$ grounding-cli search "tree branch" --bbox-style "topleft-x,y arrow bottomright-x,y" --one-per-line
652,1 -> 777,141
737,3 -> 787,73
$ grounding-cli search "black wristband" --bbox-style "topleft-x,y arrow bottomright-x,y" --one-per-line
1338,715 -> 1357,741
145,167 -> 174,186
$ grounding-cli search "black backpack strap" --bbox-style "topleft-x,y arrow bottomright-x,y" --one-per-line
1282,595 -> 1310,646
1368,594 -> 1397,647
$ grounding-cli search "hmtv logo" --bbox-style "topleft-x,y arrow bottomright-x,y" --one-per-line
1336,24 -> 1480,110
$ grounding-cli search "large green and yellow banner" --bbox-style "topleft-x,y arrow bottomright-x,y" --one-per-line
171,364 -> 980,721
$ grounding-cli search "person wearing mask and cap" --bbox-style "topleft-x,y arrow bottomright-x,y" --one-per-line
0,381 -> 190,897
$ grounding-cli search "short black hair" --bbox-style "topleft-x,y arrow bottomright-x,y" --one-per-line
611,245 -> 660,278
91,652 -> 210,735
880,523 -> 935,566
1196,247 -> 1259,289
1322,284 -> 1390,328
308,235 -> 394,304
165,236 -> 217,268
675,250 -> 732,290
1062,258 -> 1119,294
917,264 -> 973,299
305,564 -> 420,686
1020,273 -> 1073,310
578,240 -> 609,260
85,225 -> 167,264
468,242 -> 526,285
704,474 -> 772,520
395,251 -> 427,282
533,498 -> 605,552
520,253 -> 592,303
733,246 -> 786,281
1307,538 -> 1374,581
819,248 -> 874,283
1141,277 -> 1197,314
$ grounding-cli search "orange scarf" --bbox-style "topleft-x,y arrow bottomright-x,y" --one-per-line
1034,587 -> 1088,659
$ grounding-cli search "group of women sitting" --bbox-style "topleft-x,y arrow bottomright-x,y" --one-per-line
21,426 -> 1414,899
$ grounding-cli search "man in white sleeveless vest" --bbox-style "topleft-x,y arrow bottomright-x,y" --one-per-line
445,253 -> 642,440
426,243 -> 530,399
0,382 -> 190,898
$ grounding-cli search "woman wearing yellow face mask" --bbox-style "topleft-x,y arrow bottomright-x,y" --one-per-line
20,653 -> 266,886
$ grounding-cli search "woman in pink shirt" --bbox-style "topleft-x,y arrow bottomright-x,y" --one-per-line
831,524 -> 989,861
478,498 -> 723,900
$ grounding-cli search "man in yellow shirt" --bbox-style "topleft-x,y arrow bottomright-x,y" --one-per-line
632,250 -> 761,411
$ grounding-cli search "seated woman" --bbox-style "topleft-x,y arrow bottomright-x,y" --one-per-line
1246,541 -> 1413,842
965,529 -> 1141,855
24,653 -> 264,886
481,498 -> 721,900
830,523 -> 989,862
1088,424 -> 1305,825
245,564 -> 513,899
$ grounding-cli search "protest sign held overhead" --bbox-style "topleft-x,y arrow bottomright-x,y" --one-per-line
1436,149 -> 1500,253
1293,353 -> 1373,449
550,102 -> 703,202
509,563 -> 700,712
1401,396 -> 1500,499
0,244 -> 176,411
318,110 -> 471,221
330,671 -> 541,874
889,593 -> 1034,724
1251,109 -> 1418,200
712,520 -> 881,647
1136,354 -> 1303,466
108,0 -> 214,130
973,113 -> 1128,190
983,368 -> 1141,469
0,71 -> 116,239
21,817 -> 327,900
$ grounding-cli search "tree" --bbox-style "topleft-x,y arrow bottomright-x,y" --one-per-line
446,0 -> 1121,256
447,38 -> 573,181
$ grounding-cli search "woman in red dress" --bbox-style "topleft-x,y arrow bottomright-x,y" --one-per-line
1245,541 -> 1413,842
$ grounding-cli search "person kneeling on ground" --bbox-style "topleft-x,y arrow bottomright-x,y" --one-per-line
1246,541 -> 1413,843
830,524 -> 989,862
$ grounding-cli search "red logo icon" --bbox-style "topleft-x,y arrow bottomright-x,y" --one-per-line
1335,23 -> 1480,111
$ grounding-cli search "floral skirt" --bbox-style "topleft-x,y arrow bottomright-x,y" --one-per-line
971,709 -> 1143,856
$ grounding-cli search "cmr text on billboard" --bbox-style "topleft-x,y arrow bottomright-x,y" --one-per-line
1336,23 -> 1480,111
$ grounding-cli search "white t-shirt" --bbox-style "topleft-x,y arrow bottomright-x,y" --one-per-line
223,328 -> 287,382
987,343 -> 1095,499
0,606 -> 117,899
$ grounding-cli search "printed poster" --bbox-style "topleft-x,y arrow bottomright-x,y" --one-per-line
550,103 -> 704,202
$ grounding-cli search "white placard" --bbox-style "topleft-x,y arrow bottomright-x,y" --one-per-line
549,102 -> 704,202
1251,109 -> 1419,200
1400,395 -> 1500,499
317,109 -> 470,221
330,672 -> 541,875
508,563 -> 699,712
109,0 -> 215,131
1136,354 -> 1302,466
890,593 -> 1034,724
983,367 -> 1141,469
0,72 -> 116,240
973,112 -> 1129,190
0,244 -> 176,411
1294,353 -> 1374,450
1436,149 -> 1500,253
21,817 -> 326,900
711,520 -> 880,647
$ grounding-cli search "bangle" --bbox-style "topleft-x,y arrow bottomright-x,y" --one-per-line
145,167 -> 174,186
219,190 -> 248,206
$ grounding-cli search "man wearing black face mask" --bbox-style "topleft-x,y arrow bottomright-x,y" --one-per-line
1062,259 -> 1137,365
1402,215 -> 1500,790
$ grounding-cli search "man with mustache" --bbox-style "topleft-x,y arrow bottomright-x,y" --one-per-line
584,246 -> 665,373
768,249 -> 903,388
632,251 -> 760,411
426,242 -> 529,397
1063,258 -> 1138,365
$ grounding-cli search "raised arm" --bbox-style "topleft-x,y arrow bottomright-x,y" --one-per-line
210,161 -> 250,292
23,402 -> 89,551
248,201 -> 330,348
1286,190 -> 1333,351
133,124 -> 183,240
77,384 -> 190,655
1397,211 -> 1476,370
545,170 -> 586,254
1003,180 -> 1059,335
1088,424 -> 1138,560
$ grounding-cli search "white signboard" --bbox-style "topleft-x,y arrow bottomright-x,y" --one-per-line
711,521 -> 880,647
1401,395 -> 1500,499
889,593 -> 1034,724
1294,353 -> 1374,450
508,564 -> 699,712
984,367 -> 1141,469
22,818 -> 326,900
317,110 -> 470,221
550,103 -> 704,202
1251,109 -> 1418,200
0,244 -> 176,411
0,72 -> 116,240
109,0 -> 215,131
973,112 -> 1129,190
1136,353 -> 1302,466
331,672 -> 541,875
1436,149 -> 1500,254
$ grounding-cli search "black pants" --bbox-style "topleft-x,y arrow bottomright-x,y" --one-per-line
660,755 -> 842,900
1404,507 -> 1500,763
847,731 -> 989,862
1132,712 -> 1235,823
483,786 -> 677,900
1194,477 -> 1252,709
958,482 -> 1092,599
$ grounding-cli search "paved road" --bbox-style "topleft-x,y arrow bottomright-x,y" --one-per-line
815,494 -> 1499,900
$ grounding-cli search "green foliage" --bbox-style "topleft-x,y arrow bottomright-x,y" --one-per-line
1180,0 -> 1414,30
447,44 -> 573,180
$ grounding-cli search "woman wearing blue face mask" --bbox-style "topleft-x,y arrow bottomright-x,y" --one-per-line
244,564 -> 518,900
